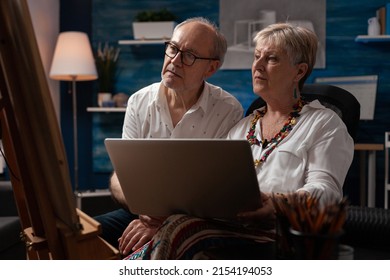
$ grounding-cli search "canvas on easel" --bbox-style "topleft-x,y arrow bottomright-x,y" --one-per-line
0,0 -> 119,259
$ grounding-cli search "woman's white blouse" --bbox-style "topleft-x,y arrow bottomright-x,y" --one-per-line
228,100 -> 354,203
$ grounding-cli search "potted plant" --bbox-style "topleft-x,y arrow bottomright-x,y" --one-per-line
95,42 -> 120,95
132,8 -> 177,40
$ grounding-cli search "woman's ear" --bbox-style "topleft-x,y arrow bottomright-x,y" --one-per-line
295,63 -> 308,81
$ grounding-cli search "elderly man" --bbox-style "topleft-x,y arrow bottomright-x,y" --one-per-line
95,17 -> 243,256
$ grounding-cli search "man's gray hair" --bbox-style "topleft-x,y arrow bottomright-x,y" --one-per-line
174,17 -> 227,68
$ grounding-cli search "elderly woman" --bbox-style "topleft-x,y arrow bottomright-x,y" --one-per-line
226,22 -> 354,227
230,22 -> 353,203
125,23 -> 354,260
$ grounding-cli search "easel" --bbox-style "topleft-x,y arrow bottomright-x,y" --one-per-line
0,0 -> 119,259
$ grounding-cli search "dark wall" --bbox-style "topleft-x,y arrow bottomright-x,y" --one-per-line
59,0 -> 109,190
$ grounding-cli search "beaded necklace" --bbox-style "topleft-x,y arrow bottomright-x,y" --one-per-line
246,98 -> 305,168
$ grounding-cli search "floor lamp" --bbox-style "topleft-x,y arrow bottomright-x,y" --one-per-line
49,32 -> 97,193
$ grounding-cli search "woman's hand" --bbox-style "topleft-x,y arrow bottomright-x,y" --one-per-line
118,215 -> 165,255
237,192 -> 276,227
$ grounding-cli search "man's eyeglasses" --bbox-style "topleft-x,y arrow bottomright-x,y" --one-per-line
164,42 -> 219,66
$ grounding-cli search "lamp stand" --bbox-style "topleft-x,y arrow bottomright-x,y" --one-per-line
49,32 -> 97,194
71,76 -> 79,193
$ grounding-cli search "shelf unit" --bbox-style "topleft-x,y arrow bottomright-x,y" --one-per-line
118,39 -> 166,45
355,35 -> 390,43
87,107 -> 126,113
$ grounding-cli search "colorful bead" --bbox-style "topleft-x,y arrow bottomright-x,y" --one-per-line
247,98 -> 306,168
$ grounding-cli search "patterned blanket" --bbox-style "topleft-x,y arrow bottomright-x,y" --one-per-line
124,214 -> 276,260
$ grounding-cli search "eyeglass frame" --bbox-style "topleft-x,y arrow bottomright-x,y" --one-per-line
164,41 -> 220,66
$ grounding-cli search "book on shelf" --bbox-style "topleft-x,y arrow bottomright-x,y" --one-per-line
387,3 -> 390,35
377,6 -> 386,35
377,2 -> 390,35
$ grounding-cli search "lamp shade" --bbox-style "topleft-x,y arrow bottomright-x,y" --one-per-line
50,31 -> 98,81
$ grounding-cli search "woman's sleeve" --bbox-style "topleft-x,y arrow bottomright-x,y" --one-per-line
298,113 -> 354,203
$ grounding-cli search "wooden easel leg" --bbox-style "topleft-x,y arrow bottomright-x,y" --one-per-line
22,227 -> 51,260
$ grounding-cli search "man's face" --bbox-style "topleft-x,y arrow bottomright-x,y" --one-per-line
161,22 -> 219,95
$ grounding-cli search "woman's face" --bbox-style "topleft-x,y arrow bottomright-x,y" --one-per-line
251,42 -> 303,100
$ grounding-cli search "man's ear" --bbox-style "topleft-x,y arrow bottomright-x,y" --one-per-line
203,60 -> 220,79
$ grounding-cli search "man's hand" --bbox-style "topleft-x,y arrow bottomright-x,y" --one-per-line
118,215 -> 166,255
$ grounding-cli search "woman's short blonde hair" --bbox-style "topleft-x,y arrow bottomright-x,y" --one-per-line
253,22 -> 318,90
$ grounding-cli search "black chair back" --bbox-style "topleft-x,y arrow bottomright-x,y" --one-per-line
245,84 -> 361,142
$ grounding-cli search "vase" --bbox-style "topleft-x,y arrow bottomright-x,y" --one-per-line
132,21 -> 176,40
98,92 -> 112,107
289,228 -> 343,260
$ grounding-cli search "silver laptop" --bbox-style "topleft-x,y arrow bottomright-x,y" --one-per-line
104,138 -> 261,219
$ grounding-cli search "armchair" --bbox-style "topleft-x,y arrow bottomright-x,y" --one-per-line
0,181 -> 26,259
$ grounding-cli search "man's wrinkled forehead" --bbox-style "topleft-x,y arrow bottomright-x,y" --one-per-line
172,22 -> 214,55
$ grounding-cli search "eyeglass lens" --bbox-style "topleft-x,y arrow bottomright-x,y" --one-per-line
165,43 -> 196,66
